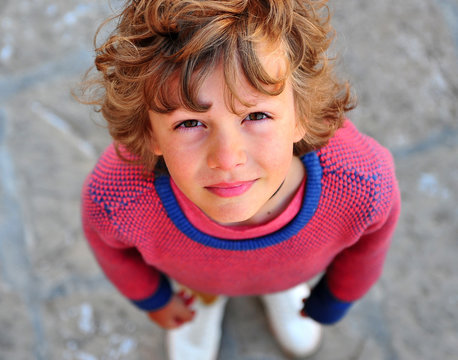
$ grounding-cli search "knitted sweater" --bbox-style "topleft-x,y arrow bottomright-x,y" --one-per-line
81,120 -> 400,324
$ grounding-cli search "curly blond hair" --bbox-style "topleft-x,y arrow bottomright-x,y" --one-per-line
79,0 -> 355,173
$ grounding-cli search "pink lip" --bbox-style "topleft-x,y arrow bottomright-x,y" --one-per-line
205,180 -> 257,198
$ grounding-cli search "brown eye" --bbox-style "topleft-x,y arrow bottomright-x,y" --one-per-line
178,120 -> 201,128
246,112 -> 268,121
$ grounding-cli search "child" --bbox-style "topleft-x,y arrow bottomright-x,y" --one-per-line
80,0 -> 401,359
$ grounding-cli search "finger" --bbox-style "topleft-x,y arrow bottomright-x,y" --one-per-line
177,301 -> 196,322
301,297 -> 308,317
164,320 -> 182,330
177,291 -> 195,307
148,315 -> 179,330
165,310 -> 195,329
179,307 -> 196,322
165,313 -> 191,329
173,317 -> 185,327
184,295 -> 195,306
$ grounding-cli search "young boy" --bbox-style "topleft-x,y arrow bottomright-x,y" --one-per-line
80,0 -> 401,359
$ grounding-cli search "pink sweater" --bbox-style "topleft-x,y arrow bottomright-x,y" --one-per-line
81,120 -> 400,324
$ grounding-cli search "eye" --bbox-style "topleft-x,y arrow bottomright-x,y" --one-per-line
244,112 -> 270,121
175,119 -> 203,129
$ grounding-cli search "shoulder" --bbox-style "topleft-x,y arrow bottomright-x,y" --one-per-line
318,120 -> 395,175
317,120 -> 396,186
82,144 -> 157,216
317,120 -> 398,223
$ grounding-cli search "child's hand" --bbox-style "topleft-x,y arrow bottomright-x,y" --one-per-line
300,297 -> 308,317
147,291 -> 195,329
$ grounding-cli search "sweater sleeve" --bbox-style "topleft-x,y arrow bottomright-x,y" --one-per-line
305,179 -> 401,324
81,179 -> 173,312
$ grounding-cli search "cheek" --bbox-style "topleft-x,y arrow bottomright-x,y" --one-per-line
254,129 -> 295,160
161,147 -> 200,185
162,151 -> 188,174
253,140 -> 294,176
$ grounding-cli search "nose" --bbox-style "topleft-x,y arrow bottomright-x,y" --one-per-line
207,128 -> 247,170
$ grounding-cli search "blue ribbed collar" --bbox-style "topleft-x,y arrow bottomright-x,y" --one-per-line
154,152 -> 322,250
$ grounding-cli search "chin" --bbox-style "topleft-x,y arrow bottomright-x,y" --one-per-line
208,208 -> 259,226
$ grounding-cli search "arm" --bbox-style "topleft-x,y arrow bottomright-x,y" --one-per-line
82,180 -> 199,329
82,210 -> 173,309
304,184 -> 401,324
85,220 -> 197,328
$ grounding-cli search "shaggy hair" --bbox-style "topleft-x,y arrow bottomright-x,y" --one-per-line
79,0 -> 355,174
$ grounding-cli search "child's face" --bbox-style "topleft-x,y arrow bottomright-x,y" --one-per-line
149,55 -> 305,225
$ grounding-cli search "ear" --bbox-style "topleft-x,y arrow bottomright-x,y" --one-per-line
293,118 -> 307,143
148,110 -> 163,156
151,139 -> 163,156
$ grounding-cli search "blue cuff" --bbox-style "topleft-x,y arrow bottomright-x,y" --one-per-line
303,277 -> 353,325
130,274 -> 173,311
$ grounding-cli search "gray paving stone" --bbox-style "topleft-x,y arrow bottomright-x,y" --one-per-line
333,0 -> 458,149
0,286 -> 35,360
384,145 -> 458,360
0,0 -> 111,75
42,293 -> 165,360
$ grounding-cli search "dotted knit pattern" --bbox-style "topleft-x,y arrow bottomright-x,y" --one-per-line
81,120 -> 400,312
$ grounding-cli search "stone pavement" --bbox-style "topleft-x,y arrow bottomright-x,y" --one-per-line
0,0 -> 457,359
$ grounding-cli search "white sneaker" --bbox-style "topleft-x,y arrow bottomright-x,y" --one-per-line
166,295 -> 228,360
261,284 -> 322,358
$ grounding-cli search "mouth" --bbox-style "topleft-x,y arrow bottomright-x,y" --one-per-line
205,180 -> 257,198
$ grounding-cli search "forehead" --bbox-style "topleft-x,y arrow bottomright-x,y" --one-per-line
172,42 -> 289,110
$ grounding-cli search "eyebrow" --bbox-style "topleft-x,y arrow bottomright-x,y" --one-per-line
171,86 -> 278,116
